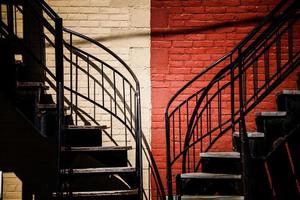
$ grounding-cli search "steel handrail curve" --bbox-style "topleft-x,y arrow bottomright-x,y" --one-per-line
63,25 -> 143,200
165,0 -> 287,116
1,0 -> 163,199
2,0 -> 145,199
63,28 -> 141,91
181,0 -> 299,174
166,0 -> 294,167
165,0 -> 297,197
185,0 -> 299,149
63,37 -> 165,198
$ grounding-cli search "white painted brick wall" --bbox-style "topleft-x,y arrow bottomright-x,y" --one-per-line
4,0 -> 151,199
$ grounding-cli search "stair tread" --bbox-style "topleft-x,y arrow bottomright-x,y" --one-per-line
256,111 -> 287,117
181,195 -> 244,200
61,146 -> 132,152
61,167 -> 135,174
233,132 -> 265,138
180,172 -> 241,179
37,104 -> 69,110
200,152 -> 240,159
16,82 -> 49,89
64,125 -> 109,130
278,89 -> 300,95
53,189 -> 138,197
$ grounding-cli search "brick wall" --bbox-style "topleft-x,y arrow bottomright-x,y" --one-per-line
151,0 -> 300,191
3,0 -> 151,199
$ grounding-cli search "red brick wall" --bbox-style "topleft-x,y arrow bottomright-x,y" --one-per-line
151,0 -> 300,193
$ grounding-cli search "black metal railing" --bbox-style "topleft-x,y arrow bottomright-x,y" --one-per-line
165,0 -> 300,198
0,0 -> 65,187
0,0 -> 166,199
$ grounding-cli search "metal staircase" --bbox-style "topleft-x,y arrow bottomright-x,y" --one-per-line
165,0 -> 300,199
0,0 -> 165,199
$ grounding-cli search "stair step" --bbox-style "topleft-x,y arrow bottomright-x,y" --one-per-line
278,89 -> 300,95
181,195 -> 244,200
61,146 -> 130,168
180,173 -> 241,180
256,111 -> 287,117
37,104 -> 69,110
16,82 -> 49,90
63,126 -> 103,147
61,167 -> 135,174
233,132 -> 265,138
277,90 -> 300,118
233,132 -> 266,157
65,125 -> 109,130
200,152 -> 240,159
178,173 -> 242,195
61,146 -> 132,152
53,189 -> 138,197
201,152 -> 241,174
256,111 -> 290,149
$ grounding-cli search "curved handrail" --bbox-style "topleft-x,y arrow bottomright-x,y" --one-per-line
0,1 -> 156,199
63,28 -> 141,90
165,0 -> 300,197
165,0 -> 287,116
62,28 -> 144,198
62,32 -> 165,199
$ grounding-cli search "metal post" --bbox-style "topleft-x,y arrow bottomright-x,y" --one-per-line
238,49 -> 251,200
165,114 -> 173,200
135,91 -> 143,200
7,3 -> 14,34
230,55 -> 236,144
55,17 -> 64,192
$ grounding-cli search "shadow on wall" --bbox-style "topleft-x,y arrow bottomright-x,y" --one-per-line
66,16 -> 264,44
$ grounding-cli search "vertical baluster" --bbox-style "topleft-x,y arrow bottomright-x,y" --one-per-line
172,114 -> 175,159
200,116 -> 203,152
110,98 -> 113,137
243,68 -> 247,105
148,165 -> 150,200
113,71 -> 117,115
218,82 -> 222,130
193,130 -> 196,171
209,102 -> 211,143
186,100 -> 190,172
123,79 -> 127,146
264,44 -> 270,85
253,58 -> 258,100
101,64 -> 105,106
186,100 -> 189,128
196,94 -> 199,143
94,80 -> 96,120
130,87 -> 133,129
75,55 -> 78,125
288,20 -> 293,61
87,56 -> 90,99
178,108 -> 182,153
70,33 -> 73,114
7,3 -> 13,34
187,147 -> 190,172
230,56 -> 235,133
276,33 -> 281,73
14,5 -> 17,35
134,90 -> 136,130
206,95 -> 209,137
